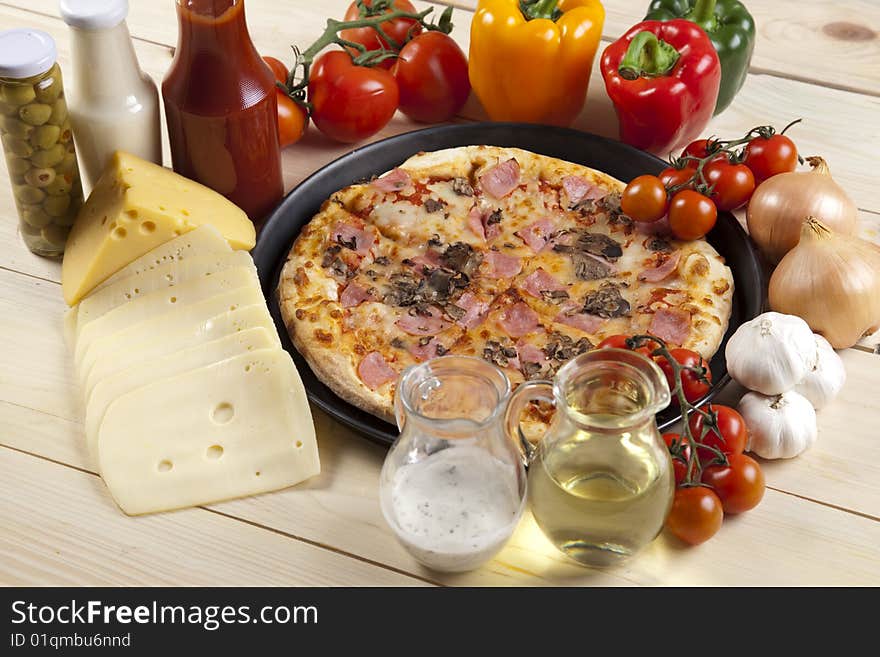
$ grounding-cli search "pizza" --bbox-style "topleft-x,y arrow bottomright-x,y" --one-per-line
278,146 -> 734,423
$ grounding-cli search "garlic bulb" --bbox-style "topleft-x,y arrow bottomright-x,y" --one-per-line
739,391 -> 817,459
769,218 -> 880,348
795,335 -> 846,410
725,312 -> 817,395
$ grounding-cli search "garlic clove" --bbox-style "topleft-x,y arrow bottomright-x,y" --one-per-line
794,335 -> 846,410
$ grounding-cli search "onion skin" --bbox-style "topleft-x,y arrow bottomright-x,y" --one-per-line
769,218 -> 880,348
747,157 -> 858,264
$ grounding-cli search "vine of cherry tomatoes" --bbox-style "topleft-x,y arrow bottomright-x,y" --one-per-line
265,2 -> 469,146
612,335 -> 766,546
621,122 -> 801,241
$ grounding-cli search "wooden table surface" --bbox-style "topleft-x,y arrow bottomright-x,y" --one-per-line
2,0 -> 879,586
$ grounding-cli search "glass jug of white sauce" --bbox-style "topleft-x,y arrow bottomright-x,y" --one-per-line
60,0 -> 161,191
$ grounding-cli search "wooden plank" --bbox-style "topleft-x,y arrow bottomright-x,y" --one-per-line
2,265 -> 879,585
0,447 -> 428,586
430,0 -> 880,96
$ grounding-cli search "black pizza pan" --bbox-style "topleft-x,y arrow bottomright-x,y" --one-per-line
253,123 -> 766,447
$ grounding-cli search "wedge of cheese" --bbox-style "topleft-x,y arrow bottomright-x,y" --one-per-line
61,152 -> 256,306
74,265 -> 259,368
85,327 -> 276,462
98,349 -> 320,515
80,302 -> 275,397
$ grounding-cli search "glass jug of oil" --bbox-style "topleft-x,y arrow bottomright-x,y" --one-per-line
505,348 -> 674,567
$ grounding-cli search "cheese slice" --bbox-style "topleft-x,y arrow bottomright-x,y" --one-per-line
61,151 -> 256,306
73,266 -> 259,368
74,250 -> 255,334
85,327 -> 276,463
98,349 -> 320,515
95,225 -> 232,292
80,301 -> 276,397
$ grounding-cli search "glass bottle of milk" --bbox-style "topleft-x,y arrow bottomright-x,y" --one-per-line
59,0 -> 161,191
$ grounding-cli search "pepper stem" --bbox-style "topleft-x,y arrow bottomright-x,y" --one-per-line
520,0 -> 562,21
685,0 -> 718,32
618,31 -> 680,80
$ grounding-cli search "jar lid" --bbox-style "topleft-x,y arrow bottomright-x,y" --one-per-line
60,0 -> 129,29
0,29 -> 57,79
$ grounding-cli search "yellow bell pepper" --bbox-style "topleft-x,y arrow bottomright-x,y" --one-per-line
469,0 -> 605,126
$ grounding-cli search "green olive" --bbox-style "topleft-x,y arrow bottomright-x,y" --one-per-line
19,218 -> 42,237
29,124 -> 60,150
5,155 -> 30,176
24,167 -> 56,188
47,98 -> 67,126
1,133 -> 33,157
13,183 -> 46,205
19,103 -> 52,126
29,143 -> 65,168
58,120 -> 73,144
1,84 -> 36,107
0,114 -> 34,139
41,223 -> 70,247
0,97 -> 18,116
44,173 -> 70,196
43,193 -> 70,217
57,151 -> 78,175
20,204 -> 52,228
33,78 -> 62,104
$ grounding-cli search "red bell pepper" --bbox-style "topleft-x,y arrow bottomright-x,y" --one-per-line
600,19 -> 721,155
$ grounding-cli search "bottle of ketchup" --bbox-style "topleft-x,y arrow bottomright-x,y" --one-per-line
162,0 -> 282,225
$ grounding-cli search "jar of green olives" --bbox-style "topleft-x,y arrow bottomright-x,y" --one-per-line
0,29 -> 83,257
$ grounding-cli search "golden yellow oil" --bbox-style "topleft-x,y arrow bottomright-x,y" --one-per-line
528,415 -> 674,567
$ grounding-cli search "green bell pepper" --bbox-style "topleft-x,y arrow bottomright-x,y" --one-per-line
645,0 -> 755,115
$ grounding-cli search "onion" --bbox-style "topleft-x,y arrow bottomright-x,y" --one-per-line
769,218 -> 880,348
747,157 -> 858,263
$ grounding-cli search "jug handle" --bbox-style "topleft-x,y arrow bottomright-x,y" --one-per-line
504,380 -> 555,468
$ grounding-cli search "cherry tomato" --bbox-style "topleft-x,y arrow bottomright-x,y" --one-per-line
659,166 -> 696,190
262,56 -> 307,148
667,190 -> 717,241
656,348 -> 712,405
666,486 -> 723,546
392,32 -> 470,123
681,138 -> 728,165
308,51 -> 399,143
704,161 -> 756,211
596,334 -> 659,358
688,404 -> 748,464
662,432 -> 691,486
621,175 -> 668,223
702,453 -> 765,514
263,56 -> 289,85
276,94 -> 307,148
743,133 -> 798,183
341,0 -> 421,69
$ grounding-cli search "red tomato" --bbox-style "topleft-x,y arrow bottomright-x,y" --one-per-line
743,133 -> 798,183
668,190 -> 717,241
392,32 -> 470,123
621,175 -> 668,223
341,0 -> 421,69
263,56 -> 289,85
702,453 -> 765,514
659,166 -> 696,190
308,51 -> 399,143
662,432 -> 692,486
656,348 -> 712,405
276,94 -> 307,148
688,404 -> 748,464
666,487 -> 723,546
681,138 -> 728,165
704,161 -> 756,211
596,334 -> 659,358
